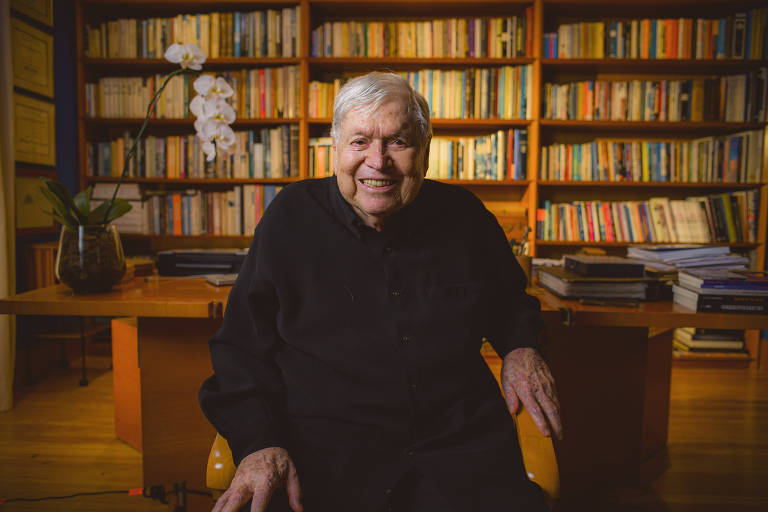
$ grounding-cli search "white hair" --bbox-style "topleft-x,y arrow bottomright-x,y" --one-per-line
330,72 -> 432,148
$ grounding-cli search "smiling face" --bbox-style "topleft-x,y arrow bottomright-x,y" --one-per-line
333,97 -> 429,231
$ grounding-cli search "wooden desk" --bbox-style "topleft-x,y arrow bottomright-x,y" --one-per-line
1,278 -> 230,511
2,280 -> 767,509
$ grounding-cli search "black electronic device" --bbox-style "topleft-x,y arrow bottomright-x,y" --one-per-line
156,249 -> 248,276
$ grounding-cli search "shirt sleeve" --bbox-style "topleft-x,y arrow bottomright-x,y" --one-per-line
198,220 -> 286,466
480,206 -> 544,358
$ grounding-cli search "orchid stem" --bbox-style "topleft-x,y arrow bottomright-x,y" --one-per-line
102,67 -> 197,224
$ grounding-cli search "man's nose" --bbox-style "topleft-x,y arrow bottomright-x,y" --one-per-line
364,141 -> 387,169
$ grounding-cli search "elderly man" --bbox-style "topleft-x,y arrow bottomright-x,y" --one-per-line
199,72 -> 562,512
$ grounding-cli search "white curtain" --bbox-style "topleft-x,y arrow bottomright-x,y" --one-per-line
0,0 -> 17,411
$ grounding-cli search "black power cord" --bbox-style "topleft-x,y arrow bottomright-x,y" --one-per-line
0,483 -> 212,508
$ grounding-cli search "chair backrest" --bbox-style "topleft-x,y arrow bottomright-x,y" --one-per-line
206,404 -> 559,504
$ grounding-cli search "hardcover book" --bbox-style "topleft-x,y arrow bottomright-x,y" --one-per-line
539,266 -> 650,299
672,284 -> 768,314
564,254 -> 645,277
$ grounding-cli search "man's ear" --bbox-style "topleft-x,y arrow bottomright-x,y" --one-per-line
331,143 -> 338,175
422,137 -> 432,176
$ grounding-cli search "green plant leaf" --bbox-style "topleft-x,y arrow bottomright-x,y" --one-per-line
87,199 -> 132,225
39,186 -> 79,227
103,198 -> 133,223
73,186 -> 93,217
40,178 -> 88,224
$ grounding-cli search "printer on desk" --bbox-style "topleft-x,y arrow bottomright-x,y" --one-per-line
156,249 -> 248,276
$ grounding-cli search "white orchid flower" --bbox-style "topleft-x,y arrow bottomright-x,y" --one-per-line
201,98 -> 236,125
193,74 -> 234,99
189,95 -> 207,119
194,117 -> 210,138
164,43 -> 206,70
199,123 -> 236,162
202,140 -> 217,162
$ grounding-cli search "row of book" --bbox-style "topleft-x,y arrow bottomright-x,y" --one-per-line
310,13 -> 532,58
626,244 -> 749,270
84,7 -> 302,59
136,185 -> 283,236
543,70 -> 768,122
544,9 -> 768,60
539,130 -> 764,183
307,130 -> 529,181
87,126 -> 300,180
307,67 -> 532,120
308,79 -> 343,118
402,67 -> 531,120
537,191 -> 760,244
427,131 -> 528,181
673,268 -> 768,315
673,327 -> 747,354
86,74 -> 192,119
86,66 -> 301,119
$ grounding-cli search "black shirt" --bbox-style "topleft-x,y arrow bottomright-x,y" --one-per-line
199,177 -> 544,510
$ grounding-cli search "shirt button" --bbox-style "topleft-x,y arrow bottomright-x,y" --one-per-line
406,449 -> 415,456
409,383 -> 417,390
401,335 -> 410,343
384,246 -> 392,253
391,290 -> 401,297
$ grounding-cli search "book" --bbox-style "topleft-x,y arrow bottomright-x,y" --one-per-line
672,284 -> 768,314
564,254 -> 645,277
673,338 -> 747,353
626,244 -> 730,263
539,266 -> 650,299
678,269 -> 768,292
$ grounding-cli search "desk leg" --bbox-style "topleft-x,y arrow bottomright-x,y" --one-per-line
138,317 -> 219,512
542,324 -> 672,497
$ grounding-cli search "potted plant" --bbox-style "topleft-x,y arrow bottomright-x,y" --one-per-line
40,43 -> 235,293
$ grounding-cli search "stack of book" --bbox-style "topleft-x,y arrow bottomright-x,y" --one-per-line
538,255 -> 652,299
672,268 -> 768,314
673,327 -> 747,354
627,245 -> 749,271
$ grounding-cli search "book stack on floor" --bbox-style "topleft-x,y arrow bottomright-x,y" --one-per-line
538,255 -> 656,300
627,244 -> 749,272
673,327 -> 747,355
672,268 -> 768,314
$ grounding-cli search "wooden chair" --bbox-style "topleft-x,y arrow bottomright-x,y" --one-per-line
205,404 -> 559,507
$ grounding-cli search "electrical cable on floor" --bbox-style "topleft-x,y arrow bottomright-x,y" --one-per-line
0,484 -> 212,506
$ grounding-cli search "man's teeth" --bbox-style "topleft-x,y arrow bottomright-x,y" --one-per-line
361,179 -> 394,187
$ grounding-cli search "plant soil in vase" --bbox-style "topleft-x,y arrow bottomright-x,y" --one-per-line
55,224 -> 126,293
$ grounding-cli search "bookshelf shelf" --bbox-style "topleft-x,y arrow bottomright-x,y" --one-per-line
539,120 -> 767,132
309,57 -> 536,68
538,181 -> 765,189
536,241 -> 762,249
82,118 -> 301,127
308,118 -> 533,129
541,58 -> 768,73
86,177 -> 301,185
82,57 -> 303,69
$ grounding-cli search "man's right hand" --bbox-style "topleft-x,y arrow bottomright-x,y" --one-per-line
212,446 -> 303,512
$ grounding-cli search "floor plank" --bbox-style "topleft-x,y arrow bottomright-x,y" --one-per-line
0,366 -> 766,511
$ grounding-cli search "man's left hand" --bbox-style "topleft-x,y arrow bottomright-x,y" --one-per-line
501,347 -> 563,440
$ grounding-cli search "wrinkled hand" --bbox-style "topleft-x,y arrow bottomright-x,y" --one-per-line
501,347 -> 563,440
212,446 -> 303,512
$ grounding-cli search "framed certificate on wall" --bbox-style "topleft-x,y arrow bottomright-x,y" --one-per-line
11,18 -> 54,98
13,93 -> 56,166
15,175 -> 55,229
10,0 -> 54,27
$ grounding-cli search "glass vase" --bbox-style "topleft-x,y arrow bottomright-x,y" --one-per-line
55,224 -> 127,294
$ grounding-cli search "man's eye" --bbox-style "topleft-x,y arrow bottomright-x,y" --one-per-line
351,139 -> 366,146
389,139 -> 406,147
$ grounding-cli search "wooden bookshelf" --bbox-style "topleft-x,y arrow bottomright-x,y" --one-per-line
73,0 -> 768,274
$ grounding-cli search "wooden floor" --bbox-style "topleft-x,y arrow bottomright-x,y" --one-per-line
0,365 -> 766,511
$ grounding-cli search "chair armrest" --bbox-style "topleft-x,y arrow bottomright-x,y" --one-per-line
513,404 -> 560,503
206,433 -> 236,498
